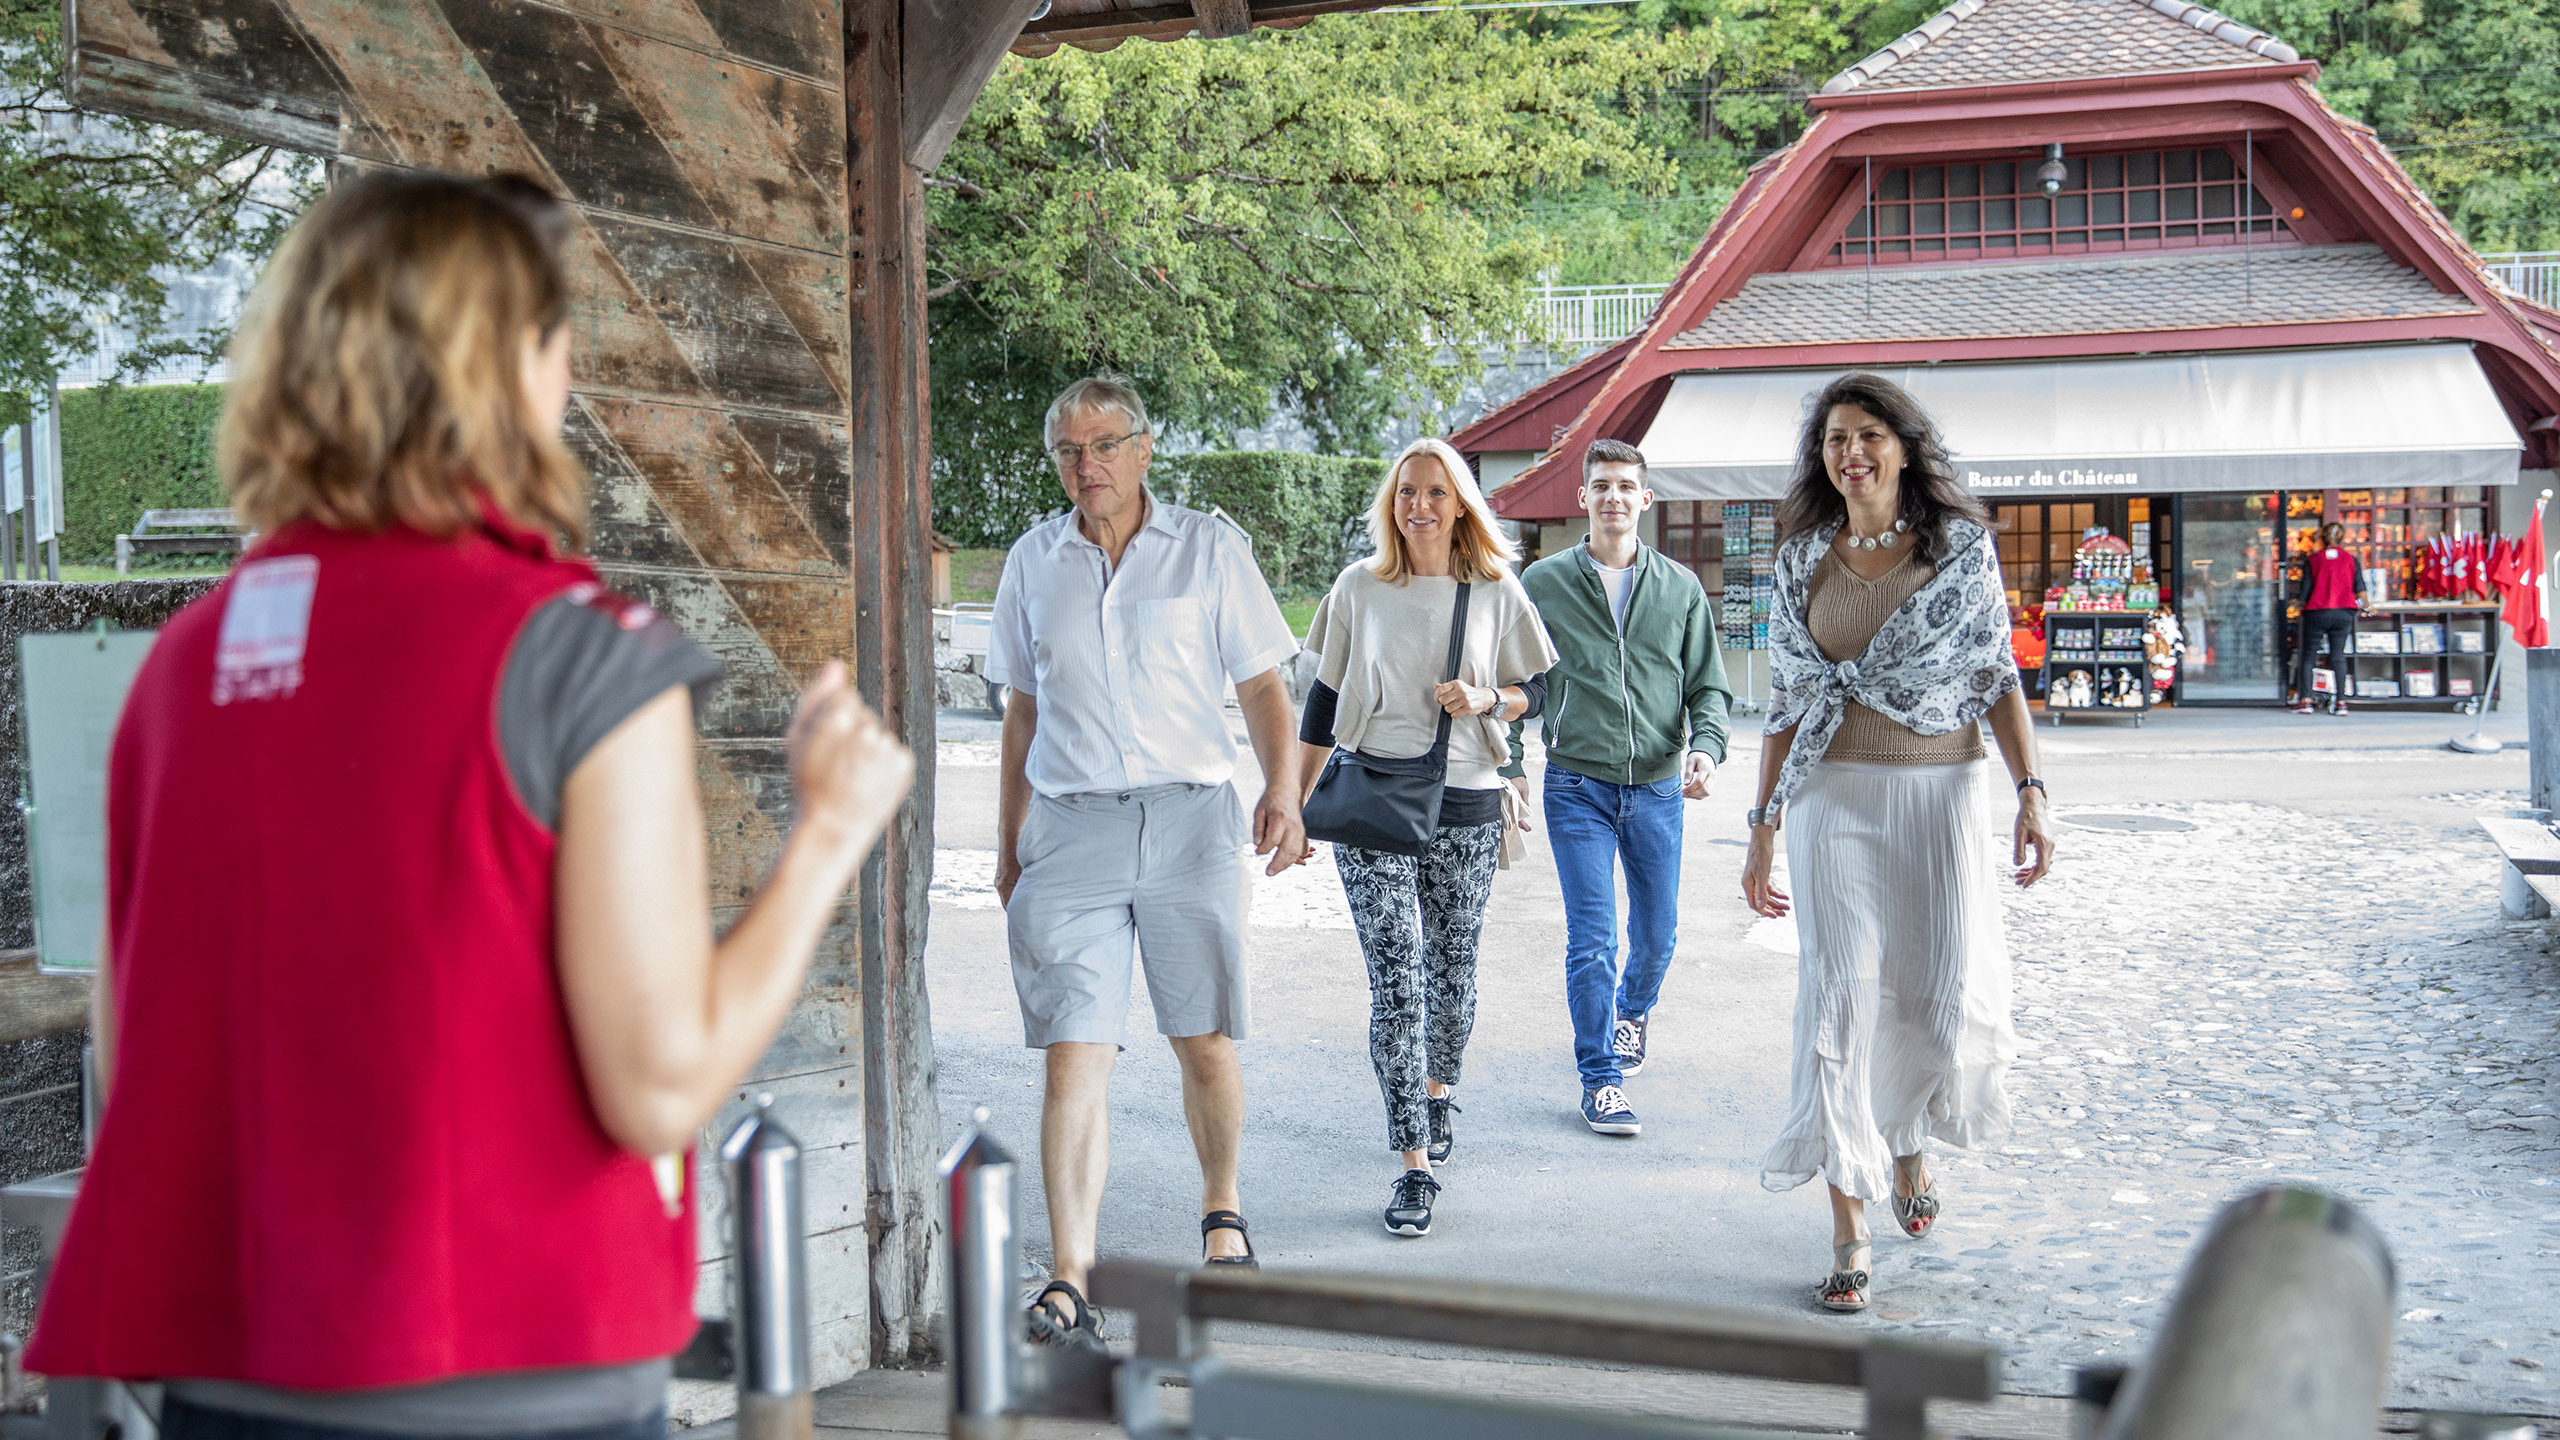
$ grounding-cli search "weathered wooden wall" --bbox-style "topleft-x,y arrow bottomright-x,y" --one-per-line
63,0 -> 939,1395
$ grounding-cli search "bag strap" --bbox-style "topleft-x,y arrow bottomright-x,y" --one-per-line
1428,582 -> 1472,761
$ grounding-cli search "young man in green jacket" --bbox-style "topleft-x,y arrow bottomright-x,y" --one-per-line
1506,439 -> 1732,1137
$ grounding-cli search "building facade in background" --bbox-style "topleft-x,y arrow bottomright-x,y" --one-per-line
1456,0 -> 2560,710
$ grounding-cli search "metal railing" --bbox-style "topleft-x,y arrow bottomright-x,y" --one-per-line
2483,251 -> 2560,309
1524,282 -> 1667,353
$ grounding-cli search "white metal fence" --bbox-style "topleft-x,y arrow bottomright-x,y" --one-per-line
2483,251 -> 2560,309
1525,282 -> 1666,353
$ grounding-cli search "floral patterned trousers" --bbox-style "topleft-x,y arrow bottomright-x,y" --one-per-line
1334,822 -> 1503,1152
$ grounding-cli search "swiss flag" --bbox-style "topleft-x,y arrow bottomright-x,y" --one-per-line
2502,506 -> 2549,648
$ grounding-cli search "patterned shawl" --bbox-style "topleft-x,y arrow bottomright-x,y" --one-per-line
1764,517 -> 2020,812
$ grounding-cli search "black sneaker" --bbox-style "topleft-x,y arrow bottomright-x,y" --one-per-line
1613,1014 -> 1650,1078
1582,1084 -> 1641,1137
1384,1168 -> 1439,1237
1426,1094 -> 1460,1167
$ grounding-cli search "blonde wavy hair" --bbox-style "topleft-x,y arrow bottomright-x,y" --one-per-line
1367,437 -> 1518,584
220,170 -> 587,546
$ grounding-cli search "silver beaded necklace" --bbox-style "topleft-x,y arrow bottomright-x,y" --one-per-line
1846,517 -> 1910,552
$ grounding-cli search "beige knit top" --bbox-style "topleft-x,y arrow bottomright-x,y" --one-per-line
1806,548 -> 1987,765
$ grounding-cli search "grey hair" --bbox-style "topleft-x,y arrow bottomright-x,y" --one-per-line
1043,375 -> 1152,446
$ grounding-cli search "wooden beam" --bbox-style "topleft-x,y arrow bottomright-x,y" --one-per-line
1193,0 -> 1253,38
902,0 -> 1048,173
0,953 -> 89,1044
846,0 -> 946,1366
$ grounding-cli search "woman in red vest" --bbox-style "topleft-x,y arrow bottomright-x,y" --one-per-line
26,172 -> 913,1440
2292,522 -> 2366,715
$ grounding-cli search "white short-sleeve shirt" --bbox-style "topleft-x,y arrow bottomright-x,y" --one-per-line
987,495 -> 1297,797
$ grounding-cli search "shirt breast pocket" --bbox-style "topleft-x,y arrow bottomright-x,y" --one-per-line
1130,597 -> 1210,679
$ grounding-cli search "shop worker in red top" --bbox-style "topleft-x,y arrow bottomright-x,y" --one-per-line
2292,521 -> 2366,716
26,172 -> 914,1440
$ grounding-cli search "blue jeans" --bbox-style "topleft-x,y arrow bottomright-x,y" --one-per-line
1544,767 -> 1686,1089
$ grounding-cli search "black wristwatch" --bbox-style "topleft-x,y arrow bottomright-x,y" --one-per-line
2017,776 -> 2048,797
1746,805 -> 1781,830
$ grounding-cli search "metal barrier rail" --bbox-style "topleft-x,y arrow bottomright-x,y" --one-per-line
941,1116 -> 1995,1440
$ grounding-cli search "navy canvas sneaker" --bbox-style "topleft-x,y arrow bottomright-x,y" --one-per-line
1613,1014 -> 1650,1078
1426,1094 -> 1460,1167
1384,1168 -> 1440,1237
1581,1084 -> 1640,1136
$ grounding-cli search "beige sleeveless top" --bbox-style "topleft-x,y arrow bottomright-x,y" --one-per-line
1806,547 -> 1987,765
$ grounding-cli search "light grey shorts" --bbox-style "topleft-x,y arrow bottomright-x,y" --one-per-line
1006,782 -> 1253,1048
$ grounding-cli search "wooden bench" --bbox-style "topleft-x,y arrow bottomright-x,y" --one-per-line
114,508 -> 246,574
2478,813 -> 2560,917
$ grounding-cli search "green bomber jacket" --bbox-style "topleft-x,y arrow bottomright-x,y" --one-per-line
1504,539 -> 1732,785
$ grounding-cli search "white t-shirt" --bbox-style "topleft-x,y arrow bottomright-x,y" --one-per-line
1594,559 -> 1636,631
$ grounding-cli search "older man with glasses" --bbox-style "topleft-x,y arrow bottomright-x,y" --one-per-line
987,375 -> 1306,1354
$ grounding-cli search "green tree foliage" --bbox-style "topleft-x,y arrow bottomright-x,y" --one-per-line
0,0 -> 317,413
57,383 -> 226,563
926,15 -> 1715,538
1152,450 -> 1379,593
2219,0 -> 2560,250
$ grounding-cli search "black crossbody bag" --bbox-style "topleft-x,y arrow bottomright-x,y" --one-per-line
1301,582 -> 1471,857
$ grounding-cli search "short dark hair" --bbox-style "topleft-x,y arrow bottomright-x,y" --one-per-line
1582,438 -> 1647,484
1776,372 -> 1990,562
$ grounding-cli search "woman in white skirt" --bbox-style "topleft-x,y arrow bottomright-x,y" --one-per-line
1740,373 -> 2056,1313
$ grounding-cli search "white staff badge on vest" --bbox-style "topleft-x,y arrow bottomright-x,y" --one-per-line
213,555 -> 319,705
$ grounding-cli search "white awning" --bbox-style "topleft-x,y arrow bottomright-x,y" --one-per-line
1639,345 -> 2523,500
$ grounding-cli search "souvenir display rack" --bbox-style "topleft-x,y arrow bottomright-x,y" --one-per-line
2326,602 -> 2498,711
2042,610 -> 2153,725
1718,501 -> 1776,651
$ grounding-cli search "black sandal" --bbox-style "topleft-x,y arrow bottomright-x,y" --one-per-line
1026,1279 -> 1105,1352
1201,1210 -> 1259,1269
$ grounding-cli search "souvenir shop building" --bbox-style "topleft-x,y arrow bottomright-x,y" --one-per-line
1460,0 -> 2560,708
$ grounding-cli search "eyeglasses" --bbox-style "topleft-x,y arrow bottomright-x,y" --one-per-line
1050,432 -> 1141,469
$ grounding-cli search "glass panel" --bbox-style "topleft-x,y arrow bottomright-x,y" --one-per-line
2167,189 -> 2198,221
2453,486 -> 2484,502
2203,186 -> 2236,219
2091,155 -> 2123,188
1986,197 -> 2015,229
2059,195 -> 2088,226
1951,200 -> 1979,231
2167,150 -> 2198,183
2048,531 -> 2074,563
1949,165 -> 1979,197
2130,190 -> 2161,222
2095,193 -> 2125,224
2058,231 -> 2089,245
2129,152 -> 2161,186
2167,224 -> 2197,238
1987,234 -> 2017,249
2375,488 -> 2407,503
2070,503 -> 2095,534
1916,238 -> 1946,253
2414,510 -> 2446,543
1880,168 -> 1909,201
1951,236 -> 1981,252
2021,197 -> 2050,228
1985,162 -> 2015,195
2416,487 -> 2444,503
1915,203 -> 1945,235
2063,158 -> 2087,189
2179,492 -> 2283,700
2130,227 -> 2160,241
2203,149 -> 2235,181
1845,211 -> 1870,238
1882,206 -> 1910,236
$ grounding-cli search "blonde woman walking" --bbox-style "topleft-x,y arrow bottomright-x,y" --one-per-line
1739,374 -> 2055,1313
1298,438 -> 1556,1238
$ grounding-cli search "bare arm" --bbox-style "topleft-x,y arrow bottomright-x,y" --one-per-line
555,661 -> 913,1156
1984,687 -> 2056,886
90,928 -> 113,1117
1234,670 -> 1306,877
1740,722 -> 1796,918
994,688 -> 1037,907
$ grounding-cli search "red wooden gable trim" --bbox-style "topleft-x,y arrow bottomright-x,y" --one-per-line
1482,64 -> 2560,519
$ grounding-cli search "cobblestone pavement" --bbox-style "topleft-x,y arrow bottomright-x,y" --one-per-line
927,708 -> 2557,1414
1868,796 -> 2560,1410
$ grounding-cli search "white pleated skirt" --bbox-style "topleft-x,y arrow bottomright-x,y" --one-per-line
1759,758 -> 2016,1202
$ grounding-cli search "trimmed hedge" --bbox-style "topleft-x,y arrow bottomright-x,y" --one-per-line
60,384 -> 227,564
1155,451 -> 1379,594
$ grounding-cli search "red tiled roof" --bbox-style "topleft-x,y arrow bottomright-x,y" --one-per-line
1664,244 -> 2473,350
1824,0 -> 2295,96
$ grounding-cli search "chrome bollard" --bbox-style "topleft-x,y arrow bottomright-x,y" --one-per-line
2101,1185 -> 2394,1440
724,1095 -> 812,1440
940,1108 -> 1024,1440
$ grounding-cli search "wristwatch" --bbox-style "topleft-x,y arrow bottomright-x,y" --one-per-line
1746,806 -> 1781,831
2017,777 -> 2048,797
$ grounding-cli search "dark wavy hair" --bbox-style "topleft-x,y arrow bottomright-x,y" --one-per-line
1775,373 -> 1990,562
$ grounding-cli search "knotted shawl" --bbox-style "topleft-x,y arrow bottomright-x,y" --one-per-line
1764,517 -> 2020,812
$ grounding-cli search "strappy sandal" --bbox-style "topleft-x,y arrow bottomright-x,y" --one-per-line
1201,1210 -> 1259,1269
1893,1182 -> 1940,1240
1819,1241 -> 1872,1313
1026,1279 -> 1105,1353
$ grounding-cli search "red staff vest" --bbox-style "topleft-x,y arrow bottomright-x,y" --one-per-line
27,516 -> 696,1388
2305,548 -> 2360,611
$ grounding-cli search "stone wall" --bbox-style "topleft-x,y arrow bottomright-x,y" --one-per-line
0,580 -> 216,1337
